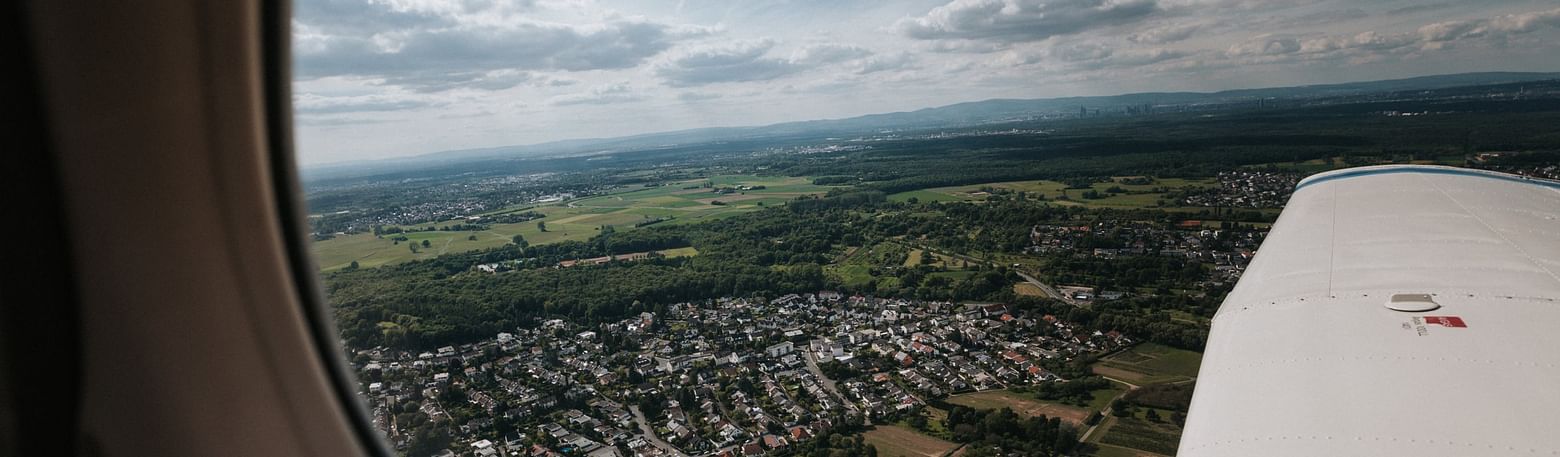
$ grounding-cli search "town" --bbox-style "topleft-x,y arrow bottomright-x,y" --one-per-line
352,291 -> 1138,457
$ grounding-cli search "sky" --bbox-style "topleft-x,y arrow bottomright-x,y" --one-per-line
292,0 -> 1560,165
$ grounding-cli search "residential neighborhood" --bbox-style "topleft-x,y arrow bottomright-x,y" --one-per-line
352,292 -> 1137,457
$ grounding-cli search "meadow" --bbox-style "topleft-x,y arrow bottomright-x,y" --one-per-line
310,175 -> 836,270
945,390 -> 1092,425
861,425 -> 959,457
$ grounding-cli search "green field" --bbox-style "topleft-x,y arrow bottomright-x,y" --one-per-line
1087,442 -> 1167,457
861,425 -> 958,457
887,177 -> 1218,210
1094,410 -> 1182,456
945,389 -> 1091,425
1091,344 -> 1203,385
310,175 -> 837,271
1086,382 -> 1130,412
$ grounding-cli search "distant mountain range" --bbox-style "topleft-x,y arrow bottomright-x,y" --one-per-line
302,71 -> 1560,180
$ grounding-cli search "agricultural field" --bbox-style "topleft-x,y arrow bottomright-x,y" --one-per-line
1087,443 -> 1168,457
310,175 -> 834,271
887,177 -> 1218,210
945,390 -> 1091,425
1093,409 -> 1183,456
862,425 -> 959,457
1091,344 -> 1203,386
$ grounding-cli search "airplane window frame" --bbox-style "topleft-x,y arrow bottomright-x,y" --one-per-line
259,1 -> 395,455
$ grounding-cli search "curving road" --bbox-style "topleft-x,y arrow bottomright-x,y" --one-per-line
629,405 -> 689,457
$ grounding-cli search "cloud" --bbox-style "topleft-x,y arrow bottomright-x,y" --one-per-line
792,44 -> 873,65
379,70 -> 534,93
1095,47 -> 1186,67
293,0 -> 452,35
923,40 -> 1012,54
295,117 -> 397,127
1226,34 -> 1302,57
549,83 -> 645,106
293,92 -> 440,114
676,91 -> 723,101
1127,22 -> 1200,44
1417,19 -> 1487,43
1049,42 -> 1114,62
897,0 -> 1160,43
1419,7 -> 1560,44
1013,42 -> 1187,70
656,40 -> 872,87
856,52 -> 918,74
298,20 -> 708,76
293,0 -> 711,92
1384,3 -> 1452,17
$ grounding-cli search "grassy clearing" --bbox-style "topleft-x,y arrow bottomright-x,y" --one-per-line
1013,283 -> 1047,297
310,175 -> 835,271
862,425 -> 958,457
945,390 -> 1091,425
1091,344 -> 1203,385
1086,383 -> 1130,412
903,248 -> 966,269
658,246 -> 700,258
887,189 -> 968,203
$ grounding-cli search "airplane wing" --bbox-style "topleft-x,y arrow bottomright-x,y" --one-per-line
1179,165 -> 1560,456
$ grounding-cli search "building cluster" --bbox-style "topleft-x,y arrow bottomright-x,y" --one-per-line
1179,171 -> 1299,208
351,293 -> 1132,457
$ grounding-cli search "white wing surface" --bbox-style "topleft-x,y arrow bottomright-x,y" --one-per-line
1180,165 -> 1560,456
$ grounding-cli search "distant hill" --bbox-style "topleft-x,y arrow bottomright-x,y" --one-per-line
302,71 -> 1560,181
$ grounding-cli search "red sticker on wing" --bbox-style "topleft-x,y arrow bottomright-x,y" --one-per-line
1423,316 -> 1467,328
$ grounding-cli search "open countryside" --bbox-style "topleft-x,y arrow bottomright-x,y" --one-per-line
311,175 -> 837,270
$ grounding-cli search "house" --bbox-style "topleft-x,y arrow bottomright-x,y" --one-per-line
762,434 -> 788,450
764,341 -> 794,358
788,426 -> 812,441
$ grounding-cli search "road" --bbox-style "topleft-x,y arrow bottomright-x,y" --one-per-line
1078,387 -> 1131,442
801,348 -> 860,416
629,405 -> 689,457
1014,270 -> 1076,305
1078,376 -> 1195,443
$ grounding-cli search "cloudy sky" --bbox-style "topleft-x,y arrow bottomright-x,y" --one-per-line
292,0 -> 1560,165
